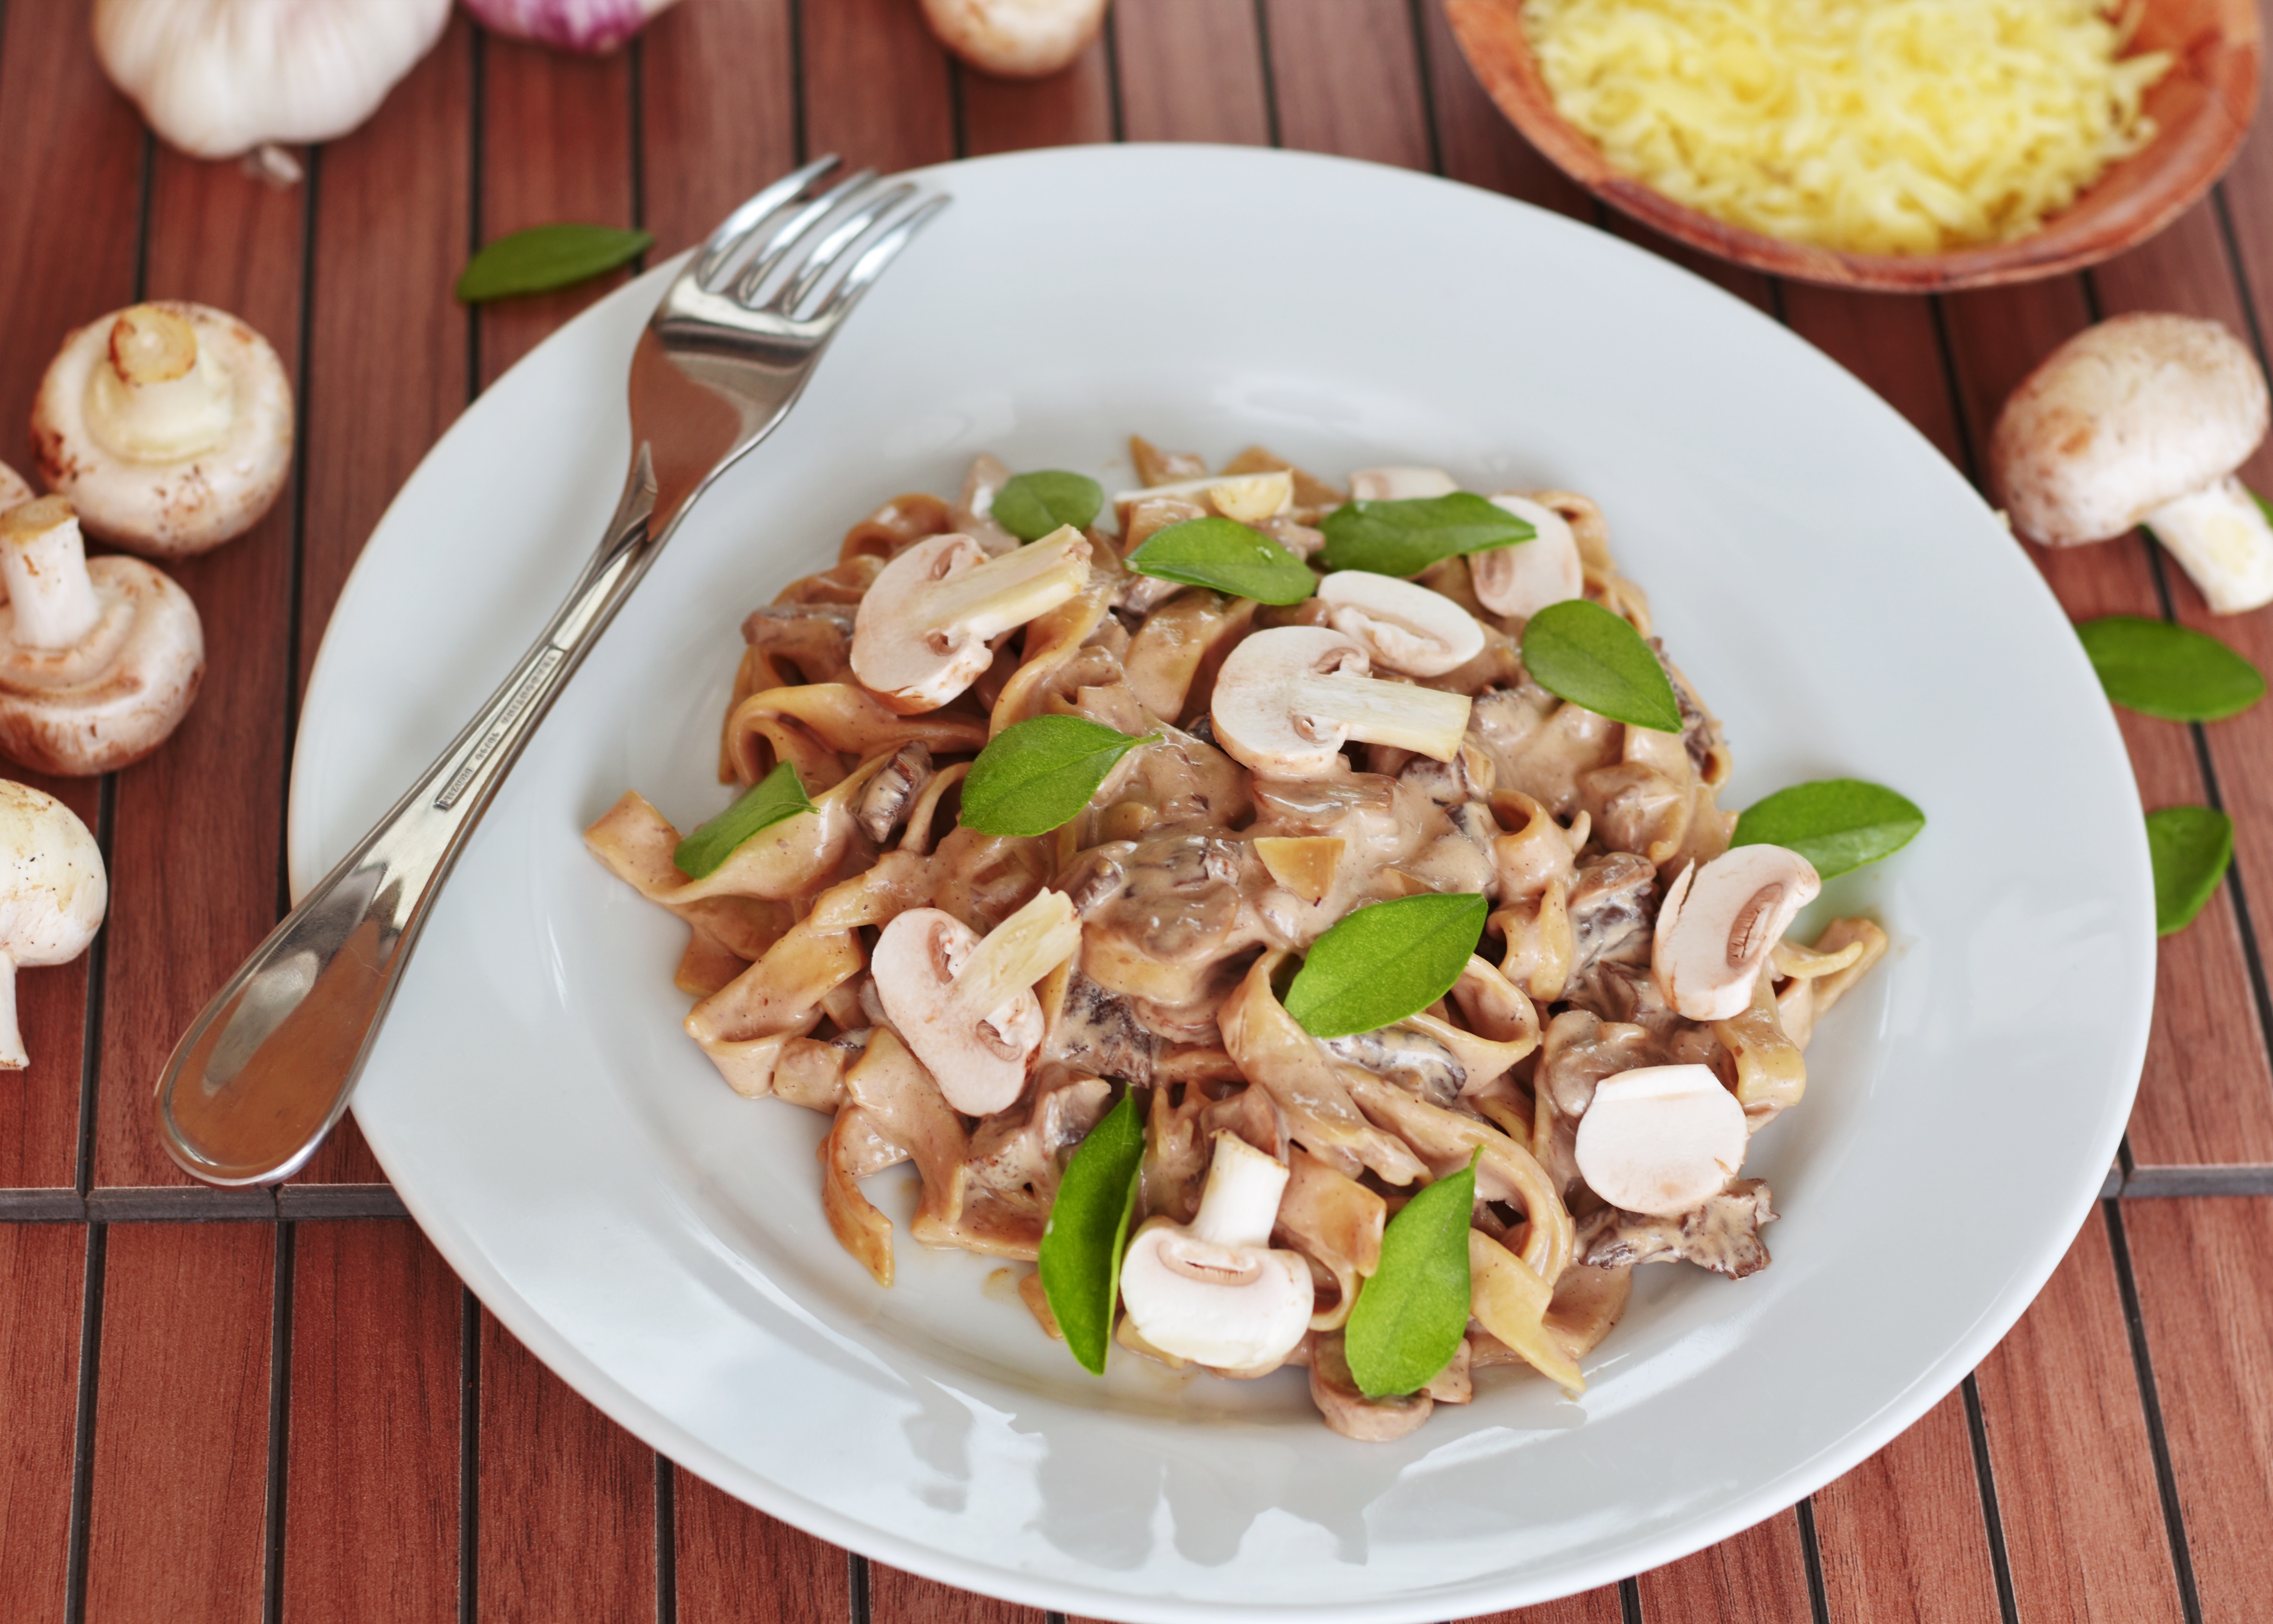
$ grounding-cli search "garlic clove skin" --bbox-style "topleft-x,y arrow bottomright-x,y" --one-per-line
461,0 -> 683,55
94,0 -> 451,159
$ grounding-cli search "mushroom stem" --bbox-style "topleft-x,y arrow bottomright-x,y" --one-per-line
0,498 -> 103,651
86,305 -> 233,463
1112,470 -> 1292,522
916,525 -> 1090,646
949,888 -> 1081,1024
0,951 -> 21,1069
1287,671 -> 1471,761
2143,476 -> 2273,614
1189,1132 -> 1291,1250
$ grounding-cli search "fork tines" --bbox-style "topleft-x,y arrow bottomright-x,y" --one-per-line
695,156 -> 945,322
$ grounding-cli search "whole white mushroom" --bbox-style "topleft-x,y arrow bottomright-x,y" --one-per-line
0,780 -> 106,1069
919,0 -> 1109,78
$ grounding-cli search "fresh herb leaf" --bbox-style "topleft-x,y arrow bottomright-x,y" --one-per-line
456,222 -> 654,303
1318,493 -> 1534,577
994,471 -> 1103,543
1344,1148 -> 1477,1397
1518,598 -> 1682,733
2148,805 -> 2233,936
672,762 -> 813,878
1123,516 -> 1316,605
1038,1091 -> 1146,1375
2076,616 -> 2265,722
1283,893 -> 1487,1040
960,715 -> 1158,838
1732,778 -> 1926,880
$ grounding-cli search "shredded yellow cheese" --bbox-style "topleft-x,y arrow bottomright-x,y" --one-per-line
1524,0 -> 2174,254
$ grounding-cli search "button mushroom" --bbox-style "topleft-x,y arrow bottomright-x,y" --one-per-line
0,779 -> 106,1068
870,888 -> 1082,1116
0,496 -> 204,775
1110,469 -> 1292,525
919,0 -> 1109,79
1210,625 -> 1472,776
1652,844 -> 1819,1022
1473,495 -> 1584,620
33,301 -> 293,558
1347,467 -> 1457,501
1119,1129 -> 1314,1370
850,526 -> 1091,714
1315,571 -> 1485,677
1991,313 -> 2273,614
1573,1063 -> 1748,1216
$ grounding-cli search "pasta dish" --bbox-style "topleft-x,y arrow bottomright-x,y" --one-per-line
585,439 -> 1890,1440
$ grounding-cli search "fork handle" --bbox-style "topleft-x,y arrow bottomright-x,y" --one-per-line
151,450 -> 663,1186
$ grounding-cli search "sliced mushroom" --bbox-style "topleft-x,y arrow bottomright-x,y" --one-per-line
918,0 -> 1108,79
1652,844 -> 1819,1021
0,780 -> 105,1068
0,496 -> 204,775
1119,1129 -> 1314,1370
32,301 -> 292,557
1110,469 -> 1293,524
1572,1063 -> 1748,1217
870,888 -> 1082,1115
850,525 -> 1091,713
1473,495 -> 1584,620
1989,313 -> 2273,613
1308,1330 -> 1431,1441
1315,571 -> 1485,677
1347,467 -> 1457,501
1210,626 -> 1472,776
854,741 -> 933,844
1578,1178 -> 1778,1278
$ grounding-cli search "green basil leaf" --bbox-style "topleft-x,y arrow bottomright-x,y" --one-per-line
2076,616 -> 2265,722
1344,1148 -> 1477,1398
994,471 -> 1103,543
1038,1090 -> 1146,1375
1283,892 -> 1487,1040
960,715 -> 1158,838
1317,493 -> 1534,577
672,762 -> 814,878
1518,598 -> 1683,733
1123,517 -> 1316,606
456,222 -> 655,303
1731,778 -> 1926,881
2148,805 -> 2233,936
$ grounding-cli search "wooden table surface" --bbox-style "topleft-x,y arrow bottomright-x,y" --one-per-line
2,2 -> 2269,1620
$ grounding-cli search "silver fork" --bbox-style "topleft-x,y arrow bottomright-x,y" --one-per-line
153,156 -> 948,1186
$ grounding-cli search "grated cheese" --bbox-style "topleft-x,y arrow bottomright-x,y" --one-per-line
1523,0 -> 2174,254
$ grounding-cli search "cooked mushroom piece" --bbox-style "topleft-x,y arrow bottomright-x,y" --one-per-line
1315,571 -> 1484,677
1474,495 -> 1584,620
0,779 -> 106,1068
0,496 -> 204,775
1110,469 -> 1293,524
850,526 -> 1091,713
918,0 -> 1109,79
1347,467 -> 1456,501
870,888 -> 1082,1115
1652,844 -> 1819,1021
32,301 -> 292,558
0,464 -> 29,510
1211,626 -> 1472,776
1990,313 -> 2273,614
1573,1063 -> 1748,1216
1119,1129 -> 1314,1370
1308,1330 -> 1432,1440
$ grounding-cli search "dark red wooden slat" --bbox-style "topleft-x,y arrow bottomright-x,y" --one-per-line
0,1224 -> 83,1622
284,1221 -> 459,1624
94,148 -> 305,1190
1778,286 -> 1965,467
0,0 -> 137,1189
2208,5 -> 2273,366
1810,1393 -> 2002,1624
800,0 -> 955,173
1634,1508 -> 1813,1624
1260,0 -> 1431,168
1112,0 -> 1270,146
2122,1196 -> 2273,1621
1418,0 -> 1593,221
82,1222 -> 275,1621
873,1565 -> 1041,1624
1972,1208 -> 2185,1621
637,0 -> 798,258
961,43 -> 1115,155
1453,1585 -> 1625,1623
672,1467 -> 847,1624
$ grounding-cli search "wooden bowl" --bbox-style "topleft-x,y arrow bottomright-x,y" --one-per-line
1444,0 -> 2262,292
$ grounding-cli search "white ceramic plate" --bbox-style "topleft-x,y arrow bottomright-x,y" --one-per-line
291,146 -> 2152,1621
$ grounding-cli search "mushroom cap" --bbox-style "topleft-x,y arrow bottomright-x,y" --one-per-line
1990,313 -> 2270,547
0,779 -> 106,966
0,556 -> 205,776
1348,467 -> 1457,501
0,465 -> 29,511
33,301 -> 293,557
1474,495 -> 1584,620
1573,1063 -> 1748,1217
1118,1221 -> 1315,1370
851,533 -> 996,714
1652,844 -> 1821,1022
917,0 -> 1107,78
871,907 -> 1040,1116
1316,571 -> 1484,676
1210,625 -> 1369,777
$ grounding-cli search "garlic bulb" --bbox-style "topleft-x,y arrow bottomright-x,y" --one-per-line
93,0 -> 451,160
459,0 -> 681,53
